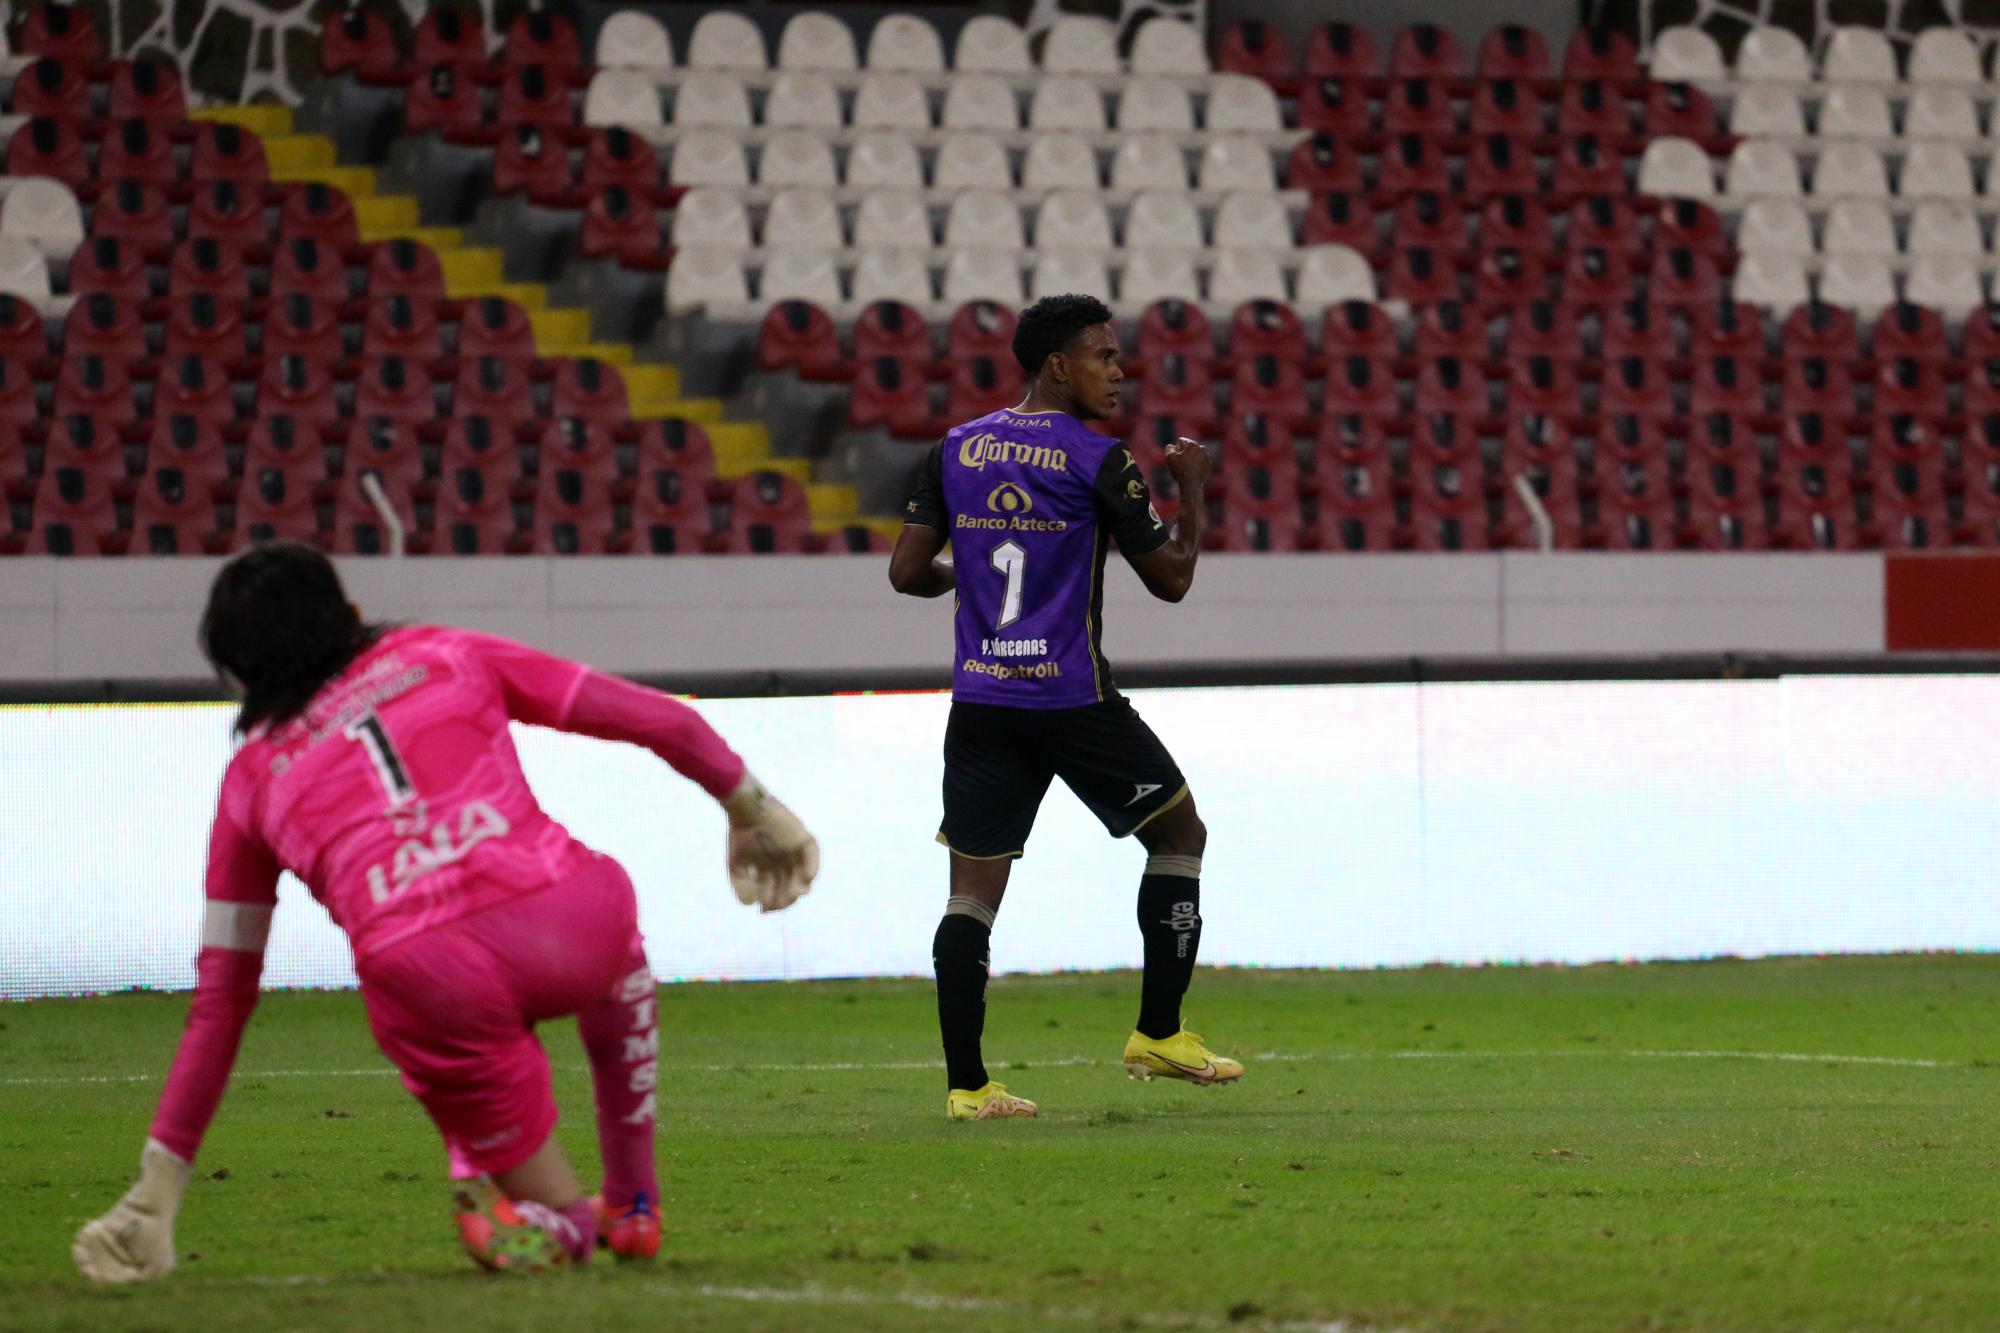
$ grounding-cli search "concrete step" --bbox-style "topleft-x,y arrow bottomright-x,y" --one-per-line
190,104 -> 293,137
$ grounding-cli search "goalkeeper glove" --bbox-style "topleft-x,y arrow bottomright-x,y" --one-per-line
73,1139 -> 191,1283
721,772 -> 819,913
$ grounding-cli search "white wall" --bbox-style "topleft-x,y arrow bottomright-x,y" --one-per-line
0,554 -> 1886,683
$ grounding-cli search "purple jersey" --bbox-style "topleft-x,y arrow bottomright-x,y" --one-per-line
904,408 -> 1169,708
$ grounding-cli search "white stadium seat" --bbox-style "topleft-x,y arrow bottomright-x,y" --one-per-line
1904,88 -> 1980,141
1899,142 -> 1974,201
1197,136 -> 1276,192
666,246 -> 750,312
1207,248 -> 1288,305
1736,198 -> 1815,257
1032,249 -> 1111,300
854,189 -> 932,248
761,188 -> 844,249
1817,252 -> 1896,309
1907,200 -> 1984,258
1815,86 -> 1892,141
853,73 -> 932,130
1637,137 -> 1715,200
1123,191 -> 1203,250
595,12 -> 674,71
1028,78 -> 1108,132
1820,199 -> 1897,257
583,69 -> 662,129
1734,25 -> 1812,82
935,133 -> 1013,190
1042,16 -> 1121,74
759,131 -> 839,187
845,131 -> 924,189
1820,26 -> 1897,84
759,247 -> 844,305
1731,252 -> 1810,308
865,14 -> 946,72
1905,253 -> 1987,316
941,75 -> 1019,131
1729,86 -> 1804,138
1651,26 -> 1725,82
1110,135 -> 1189,191
777,11 -> 859,71
670,188 -> 750,248
944,190 -> 1025,249
673,71 -> 752,128
1293,245 -> 1374,307
669,130 -> 750,187
0,178 -> 81,260
763,71 -> 839,129
1205,74 -> 1283,134
944,247 -> 1025,304
1810,142 -> 1886,199
1725,140 -> 1803,200
688,10 -> 767,71
0,233 -> 49,305
1130,18 -> 1209,75
851,247 -> 936,306
1213,191 -> 1294,250
955,16 -> 1032,74
1908,29 -> 1982,86
1117,82 -> 1194,133
1022,134 -> 1101,190
1034,190 -> 1114,250
1119,248 -> 1202,305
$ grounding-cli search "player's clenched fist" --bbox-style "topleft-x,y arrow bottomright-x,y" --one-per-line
73,1141 -> 190,1283
1165,437 -> 1214,487
722,773 -> 820,913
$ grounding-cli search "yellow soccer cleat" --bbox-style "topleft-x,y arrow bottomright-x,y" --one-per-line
946,1081 -> 1040,1120
1122,1029 -> 1244,1086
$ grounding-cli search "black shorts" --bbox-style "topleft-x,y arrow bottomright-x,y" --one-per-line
938,696 -> 1190,860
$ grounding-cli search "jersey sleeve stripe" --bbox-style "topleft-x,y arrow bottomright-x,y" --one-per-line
201,901 -> 274,953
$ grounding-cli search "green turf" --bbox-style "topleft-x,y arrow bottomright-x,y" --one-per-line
5,956 -> 1999,1332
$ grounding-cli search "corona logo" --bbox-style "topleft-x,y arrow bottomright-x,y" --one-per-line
958,431 -> 1070,474
988,482 -> 1034,515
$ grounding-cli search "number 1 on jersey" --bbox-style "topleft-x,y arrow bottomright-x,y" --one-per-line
991,539 -> 1027,630
344,710 -> 416,806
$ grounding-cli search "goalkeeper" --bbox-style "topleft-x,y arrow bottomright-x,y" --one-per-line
73,542 -> 819,1281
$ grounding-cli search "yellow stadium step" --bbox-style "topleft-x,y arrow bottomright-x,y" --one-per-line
806,484 -> 860,518
439,248 -> 506,293
271,164 -> 379,198
718,455 -> 814,484
450,280 -> 548,310
353,195 -> 419,231
190,104 -> 293,137
263,134 -> 337,174
358,224 -> 464,249
816,515 -> 903,541
529,308 -> 593,347
567,342 -> 633,367
621,364 -> 681,404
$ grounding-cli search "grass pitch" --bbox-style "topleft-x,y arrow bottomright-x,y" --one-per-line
3,956 -> 1998,1332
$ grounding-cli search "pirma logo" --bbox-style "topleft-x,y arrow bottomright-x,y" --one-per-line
988,482 -> 1033,515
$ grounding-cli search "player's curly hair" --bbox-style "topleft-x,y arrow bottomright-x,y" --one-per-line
199,541 -> 386,735
1012,292 -> 1113,376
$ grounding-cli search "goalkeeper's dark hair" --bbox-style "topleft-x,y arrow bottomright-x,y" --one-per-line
199,541 -> 386,735
1012,292 -> 1114,376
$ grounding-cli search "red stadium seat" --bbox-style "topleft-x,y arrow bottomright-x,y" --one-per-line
497,65 -> 576,131
43,410 -> 127,476
1296,78 -> 1372,136
1603,459 -> 1688,550
1228,355 -> 1311,430
1472,246 -> 1550,310
10,58 -> 90,122
1644,81 -> 1720,140
1875,357 -> 1948,423
1778,301 -> 1860,364
29,465 -> 118,555
354,356 -> 439,426
440,414 -> 521,481
945,355 -> 1024,421
1478,24 -> 1550,79
7,117 -> 88,186
1320,300 -> 1399,362
1407,410 -> 1483,482
241,413 -> 329,488
1566,195 -> 1642,256
1962,305 -> 2000,362
168,238 -> 251,303
187,181 -> 271,249
346,415 -> 428,499
1683,465 -> 1764,551
1870,301 -> 1951,364
1507,355 -> 1583,421
1221,411 -> 1296,470
1227,299 -> 1308,367
1479,194 -> 1553,255
268,236 -> 350,302
96,118 -> 175,186
0,294 -> 46,362
368,238 -> 445,299
405,65 -> 483,138
146,413 -> 232,499
1499,411 -> 1576,482
255,353 -> 340,431
1682,409 -> 1760,502
1138,353 -> 1218,435
263,294 -> 344,364
1561,245 -> 1634,308
1314,409 -> 1391,474
1598,300 -> 1674,363
1215,513 -> 1302,552
453,355 -> 533,422
1779,357 -> 1857,423
580,186 -> 666,266
1688,300 -> 1768,362
1868,413 -> 1942,475
854,298 -> 932,366
1463,135 -> 1541,202
1689,354 -> 1765,421
1303,22 -> 1379,79
1595,412 -> 1669,477
1772,412 -> 1850,490
1408,468 -> 1492,551
191,122 -> 270,186
722,470 -> 814,554
61,295 -> 146,362
1598,357 -> 1675,423
362,294 -> 445,363
1325,354 -> 1403,420
1382,246 -> 1460,306
1769,462 -> 1859,550
154,355 -> 237,427
759,300 -> 844,380
433,451 -> 522,555
319,6 -> 401,81
1648,247 -> 1723,310
1388,23 -> 1465,79
1869,466 -> 1955,549
457,295 -> 538,362
550,357 -> 628,424
1217,20 -> 1296,83
1313,455 -> 1401,551
1414,356 -> 1490,419
15,4 -> 102,62
91,180 -> 174,252
503,11 -> 582,71
107,61 -> 186,124
539,414 -> 619,480
1555,79 -> 1630,139
532,462 -> 619,554
1133,299 -> 1214,378
819,524 -> 892,555
581,127 -> 663,197
53,354 -> 135,424
1563,28 -> 1639,82
1394,191 -> 1469,253
1299,192 -> 1377,249
130,464 -> 220,555
1412,300 -> 1488,361
414,8 -> 490,69
1284,134 -> 1363,193
1965,359 -> 2000,420
1375,133 -> 1452,200
849,356 -> 934,437
634,418 -> 716,480
1469,78 -> 1546,138
1655,202 -> 1729,263
1550,134 -> 1627,199
232,453 -> 322,548
328,454 -> 421,555
1381,79 -> 1456,138
493,124 -> 576,200
630,466 -> 712,555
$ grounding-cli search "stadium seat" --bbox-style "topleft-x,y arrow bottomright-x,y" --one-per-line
1387,22 -> 1463,79
1726,140 -> 1803,200
270,236 -> 349,302
532,462 -> 619,554
853,72 -> 933,131
353,356 -> 437,426
1230,354 -> 1310,430
584,70 -> 663,129
1506,301 -> 1582,366
1463,136 -> 1541,202
11,56 -> 89,122
1651,26 -> 1724,81
1132,18 -> 1208,75
1043,15 -> 1121,75
456,295 -> 538,362
760,247 -> 843,308
281,182 -> 361,250
944,354 -> 1023,421
1029,76 -> 1108,133
1811,142 -> 1889,200
1199,136 -> 1277,193
1779,301 -> 1860,363
1735,25 -> 1812,82
262,297 -> 343,367
630,465 -> 712,555
848,355 -> 932,436
145,412 -> 231,500
1206,74 -> 1283,134
0,294 -> 44,363
582,187 -> 667,266
668,247 -> 750,313
61,294 -> 145,361
1815,86 -> 1892,141
866,13 -> 945,71
1297,249 -> 1378,313
1213,192 -> 1293,251
1106,136 -> 1187,193
1871,301 -> 1950,364
360,294 -> 442,364
846,131 -> 924,190
1033,190 -> 1115,252
954,15 -> 1031,74
1375,134 -> 1451,200
761,70 -> 838,130
1901,143 -> 1975,201
1732,85 -> 1806,138
1732,253 -> 1811,309
673,70 -> 752,130
169,238 -> 250,303
413,8 -> 487,68
319,6 -> 399,80
433,455 -> 522,556
1908,29 -> 1982,86
1032,250 -> 1109,302
453,355 -> 535,424
550,358 -> 628,425
496,65 -> 577,131
1298,77 -> 1372,137
1821,26 -> 1897,83
154,354 -> 236,427
1907,200 -> 1982,260
852,191 -> 930,251
1644,80 -> 1720,141
1477,24 -> 1549,80
1471,79 -> 1544,139
1821,199 -> 1897,258
186,181 -> 269,250
777,10 -> 858,71
1905,254 -> 1986,317
368,239 -> 445,300
1216,20 -> 1294,83
28,465 -> 118,555
503,11 -> 582,72
940,74 -> 1020,133
850,298 -> 931,368
595,11 -> 674,71
91,181 -> 173,251
758,300 -> 843,380
722,469 -> 814,553
1024,134 -> 1102,190
404,65 -> 482,138
1637,138 -> 1715,200
942,249 -> 1023,307
688,9 -> 767,71
191,122 -> 269,186
7,117 -> 88,186
1299,191 -> 1376,250
1905,88 -> 1980,142
1562,28 -> 1637,81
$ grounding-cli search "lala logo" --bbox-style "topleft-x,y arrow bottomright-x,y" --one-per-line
366,800 -> 512,904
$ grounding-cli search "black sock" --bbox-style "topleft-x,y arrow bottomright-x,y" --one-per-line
1136,869 -> 1201,1040
933,909 -> 992,1091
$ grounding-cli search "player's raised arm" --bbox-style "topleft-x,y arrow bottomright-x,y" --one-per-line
889,439 -> 955,598
1118,437 -> 1214,603
74,792 -> 280,1283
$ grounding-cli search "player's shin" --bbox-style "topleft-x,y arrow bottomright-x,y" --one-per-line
1135,855 -> 1202,1040
576,957 -> 660,1214
933,897 -> 994,1092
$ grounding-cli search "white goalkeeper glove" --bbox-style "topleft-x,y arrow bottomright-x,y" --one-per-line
73,1139 -> 191,1283
722,772 -> 819,913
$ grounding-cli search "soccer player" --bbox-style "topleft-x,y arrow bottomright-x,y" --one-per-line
888,293 -> 1243,1121
72,542 -> 820,1280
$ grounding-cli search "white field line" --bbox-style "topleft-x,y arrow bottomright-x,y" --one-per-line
0,1047 -> 1965,1088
